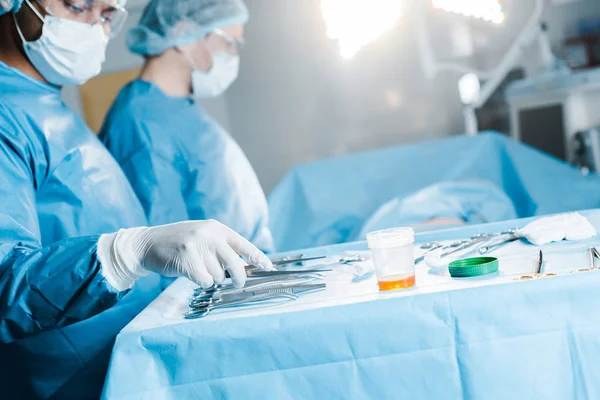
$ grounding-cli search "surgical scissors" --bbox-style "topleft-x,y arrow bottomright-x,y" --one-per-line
478,236 -> 520,254
190,283 -> 327,308
271,256 -> 327,266
186,292 -> 299,319
440,230 -> 517,259
225,266 -> 331,279
193,274 -> 324,298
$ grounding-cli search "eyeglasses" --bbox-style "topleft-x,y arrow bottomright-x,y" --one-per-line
211,28 -> 245,53
34,0 -> 128,38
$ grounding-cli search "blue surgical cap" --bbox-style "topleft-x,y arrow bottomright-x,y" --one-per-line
127,0 -> 249,56
0,0 -> 23,16
0,0 -> 127,17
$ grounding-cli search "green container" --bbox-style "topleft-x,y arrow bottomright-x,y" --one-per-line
448,257 -> 499,278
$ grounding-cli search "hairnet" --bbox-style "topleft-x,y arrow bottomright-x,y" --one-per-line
0,0 -> 23,16
127,0 -> 249,56
0,0 -> 128,17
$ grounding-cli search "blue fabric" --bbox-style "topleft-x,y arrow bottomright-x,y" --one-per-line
357,180 -> 517,239
269,133 -> 600,251
99,79 -> 273,252
0,62 -> 160,399
102,210 -> 600,399
128,0 -> 248,56
0,0 -> 23,15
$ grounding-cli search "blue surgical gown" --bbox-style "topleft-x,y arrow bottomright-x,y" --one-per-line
99,79 -> 274,252
269,133 -> 600,251
0,62 -> 160,399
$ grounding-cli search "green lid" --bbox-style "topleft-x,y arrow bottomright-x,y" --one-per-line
448,257 -> 499,278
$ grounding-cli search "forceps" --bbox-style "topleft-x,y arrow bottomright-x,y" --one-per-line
570,247 -> 600,273
190,283 -> 327,308
192,279 -> 327,302
514,250 -> 557,280
440,230 -> 517,259
225,266 -> 331,279
271,256 -> 327,266
186,292 -> 299,319
478,235 -> 520,255
439,234 -> 489,258
193,274 -> 324,298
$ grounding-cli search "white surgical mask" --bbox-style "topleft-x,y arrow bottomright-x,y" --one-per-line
187,51 -> 240,99
13,1 -> 109,86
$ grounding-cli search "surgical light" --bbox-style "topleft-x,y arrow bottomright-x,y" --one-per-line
432,0 -> 505,25
321,0 -> 504,60
321,0 -> 402,59
458,73 -> 481,105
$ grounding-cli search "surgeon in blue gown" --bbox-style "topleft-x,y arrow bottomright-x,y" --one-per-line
99,0 -> 274,253
0,1 -> 272,398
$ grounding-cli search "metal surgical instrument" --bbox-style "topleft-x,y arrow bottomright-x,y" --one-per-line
225,266 -> 331,279
186,292 -> 299,319
478,236 -> 520,254
190,284 -> 327,308
415,240 -> 468,264
271,256 -> 327,266
193,275 -> 324,298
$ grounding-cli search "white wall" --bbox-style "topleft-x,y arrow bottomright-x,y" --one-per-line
230,0 -> 466,193
64,0 -> 600,193
230,0 -> 600,192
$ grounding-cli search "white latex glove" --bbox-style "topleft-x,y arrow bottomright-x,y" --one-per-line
516,213 -> 597,246
97,220 -> 273,291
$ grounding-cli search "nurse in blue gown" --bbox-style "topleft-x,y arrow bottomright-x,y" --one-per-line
0,1 -> 271,398
99,0 -> 274,253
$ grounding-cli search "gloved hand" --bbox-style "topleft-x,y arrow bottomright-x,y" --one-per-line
516,213 -> 597,245
98,220 -> 273,291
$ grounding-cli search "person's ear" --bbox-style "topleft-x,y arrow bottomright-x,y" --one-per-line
178,39 -> 213,72
175,40 -> 193,57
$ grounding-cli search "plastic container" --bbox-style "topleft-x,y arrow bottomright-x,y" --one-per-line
366,227 -> 415,291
